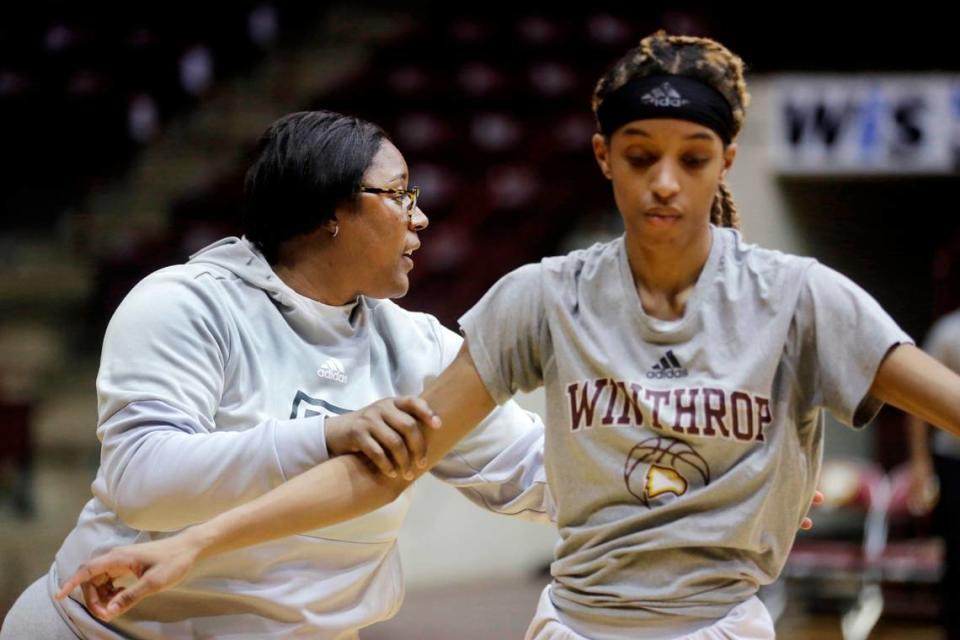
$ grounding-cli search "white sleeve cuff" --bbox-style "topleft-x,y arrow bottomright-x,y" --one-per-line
273,415 -> 329,481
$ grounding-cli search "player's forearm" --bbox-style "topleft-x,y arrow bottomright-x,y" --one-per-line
907,414 -> 932,463
871,344 -> 960,437
183,453 -> 405,559
181,344 -> 498,559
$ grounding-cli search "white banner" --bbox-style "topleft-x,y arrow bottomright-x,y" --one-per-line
773,75 -> 960,175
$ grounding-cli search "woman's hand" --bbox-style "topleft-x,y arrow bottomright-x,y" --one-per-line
325,396 -> 441,480
54,533 -> 205,622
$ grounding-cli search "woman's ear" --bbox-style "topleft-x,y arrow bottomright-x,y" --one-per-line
592,133 -> 612,180
322,215 -> 340,237
720,142 -> 737,180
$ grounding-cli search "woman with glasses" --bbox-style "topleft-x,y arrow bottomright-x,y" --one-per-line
0,110 -> 555,640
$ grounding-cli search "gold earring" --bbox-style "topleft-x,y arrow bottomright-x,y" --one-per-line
331,224 -> 339,238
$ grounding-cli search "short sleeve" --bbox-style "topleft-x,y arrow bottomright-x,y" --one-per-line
792,261 -> 914,428
458,263 -> 549,404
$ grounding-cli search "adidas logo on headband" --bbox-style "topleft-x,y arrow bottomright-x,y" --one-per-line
641,82 -> 690,108
597,74 -> 734,142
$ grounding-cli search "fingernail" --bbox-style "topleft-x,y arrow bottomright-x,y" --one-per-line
418,458 -> 427,468
403,471 -> 414,481
387,470 -> 397,478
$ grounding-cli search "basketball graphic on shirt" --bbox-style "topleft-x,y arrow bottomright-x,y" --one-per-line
623,437 -> 710,507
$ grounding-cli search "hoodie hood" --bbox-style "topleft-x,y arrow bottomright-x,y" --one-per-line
189,236 -> 282,296
188,236 -> 370,343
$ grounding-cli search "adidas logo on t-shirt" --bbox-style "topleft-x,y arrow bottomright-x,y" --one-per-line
317,357 -> 348,384
641,82 -> 690,108
646,350 -> 688,379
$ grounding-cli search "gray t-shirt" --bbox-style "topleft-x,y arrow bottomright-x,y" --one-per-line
460,224 -> 913,626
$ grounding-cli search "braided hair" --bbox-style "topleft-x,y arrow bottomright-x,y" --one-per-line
592,31 -> 750,229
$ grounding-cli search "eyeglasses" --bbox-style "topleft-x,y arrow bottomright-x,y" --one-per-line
359,186 -> 420,217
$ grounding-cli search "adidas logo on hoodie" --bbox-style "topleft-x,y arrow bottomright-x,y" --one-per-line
317,357 -> 348,384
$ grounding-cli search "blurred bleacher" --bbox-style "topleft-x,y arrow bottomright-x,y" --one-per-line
1,5 -> 958,636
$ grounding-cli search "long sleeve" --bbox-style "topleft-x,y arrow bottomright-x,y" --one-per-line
97,401 -> 329,531
430,406 -> 554,523
93,270 -> 329,532
425,321 -> 554,523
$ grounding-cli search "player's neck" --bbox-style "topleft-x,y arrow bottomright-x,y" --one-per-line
272,240 -> 359,306
624,226 -> 713,302
273,262 -> 357,306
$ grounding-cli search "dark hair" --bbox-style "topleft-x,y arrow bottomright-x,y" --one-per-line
243,110 -> 388,263
592,31 -> 750,230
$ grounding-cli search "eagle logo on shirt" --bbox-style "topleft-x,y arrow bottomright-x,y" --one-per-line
623,436 -> 710,508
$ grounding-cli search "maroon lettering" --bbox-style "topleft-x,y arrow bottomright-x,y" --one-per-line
568,379 -> 771,442
644,389 -> 671,429
626,383 -> 645,425
672,388 -> 701,435
702,387 -> 729,437
613,381 -> 633,425
730,391 -> 754,441
567,379 -> 609,430
755,396 -> 771,442
601,381 -> 621,425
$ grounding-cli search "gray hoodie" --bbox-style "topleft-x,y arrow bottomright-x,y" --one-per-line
51,237 -> 550,639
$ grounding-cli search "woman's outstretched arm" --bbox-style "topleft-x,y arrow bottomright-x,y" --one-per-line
870,343 -> 960,436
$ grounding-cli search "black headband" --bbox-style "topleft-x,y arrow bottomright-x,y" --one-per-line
596,74 -> 735,144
